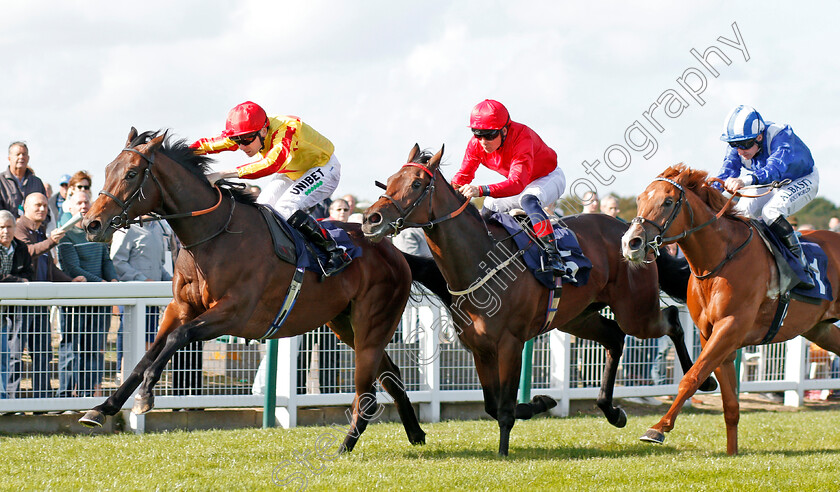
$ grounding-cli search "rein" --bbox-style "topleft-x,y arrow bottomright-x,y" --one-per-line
631,176 -> 784,277
98,146 -> 230,246
375,163 -> 470,234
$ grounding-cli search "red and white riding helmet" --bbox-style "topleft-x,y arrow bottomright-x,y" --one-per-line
222,101 -> 268,137
469,99 -> 510,130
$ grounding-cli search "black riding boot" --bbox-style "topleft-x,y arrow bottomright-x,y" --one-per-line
536,234 -> 569,279
769,216 -> 815,289
288,210 -> 351,277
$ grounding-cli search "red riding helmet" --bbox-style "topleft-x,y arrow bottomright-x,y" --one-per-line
222,101 -> 268,137
469,99 -> 510,130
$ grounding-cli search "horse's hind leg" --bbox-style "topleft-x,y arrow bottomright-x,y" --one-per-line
562,312 -> 627,428
662,306 -> 718,392
328,316 -> 426,446
80,301 -> 182,427
803,321 -> 840,359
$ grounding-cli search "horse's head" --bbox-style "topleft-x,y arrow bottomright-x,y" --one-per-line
84,127 -> 167,242
362,144 -> 444,242
622,166 -> 697,264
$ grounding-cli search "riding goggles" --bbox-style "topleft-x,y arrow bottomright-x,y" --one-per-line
472,128 -> 501,140
728,138 -> 757,150
230,132 -> 260,146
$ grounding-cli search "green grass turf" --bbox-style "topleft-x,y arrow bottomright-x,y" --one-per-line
2,409 -> 839,491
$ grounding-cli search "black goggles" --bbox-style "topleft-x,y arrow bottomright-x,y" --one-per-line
472,128 -> 501,140
230,132 -> 260,146
729,138 -> 757,150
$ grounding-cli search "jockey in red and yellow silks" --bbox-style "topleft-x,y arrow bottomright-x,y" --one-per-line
453,99 -> 568,277
191,101 -> 350,276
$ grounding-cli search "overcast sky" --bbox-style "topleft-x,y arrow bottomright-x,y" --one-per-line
2,1 -> 839,209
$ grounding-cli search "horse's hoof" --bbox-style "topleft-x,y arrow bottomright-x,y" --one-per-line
610,407 -> 627,428
78,410 -> 105,428
699,376 -> 718,392
132,394 -> 154,415
532,394 -> 557,412
640,428 -> 665,444
409,432 -> 426,446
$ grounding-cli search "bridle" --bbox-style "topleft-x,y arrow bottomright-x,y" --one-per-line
630,176 -> 790,278
375,162 -> 470,235
97,146 -> 230,248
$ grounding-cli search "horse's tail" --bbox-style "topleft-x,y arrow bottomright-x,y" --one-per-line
400,252 -> 452,307
655,247 -> 690,304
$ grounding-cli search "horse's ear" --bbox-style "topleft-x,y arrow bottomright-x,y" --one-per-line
428,144 -> 445,170
407,143 -> 421,163
147,130 -> 168,153
125,127 -> 138,147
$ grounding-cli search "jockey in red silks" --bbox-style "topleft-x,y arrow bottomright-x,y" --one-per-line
190,101 -> 350,276
452,99 -> 568,277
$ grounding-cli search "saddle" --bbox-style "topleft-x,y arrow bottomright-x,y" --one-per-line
257,205 -> 298,265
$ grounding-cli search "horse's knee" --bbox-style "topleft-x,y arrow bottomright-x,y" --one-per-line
485,401 -> 499,420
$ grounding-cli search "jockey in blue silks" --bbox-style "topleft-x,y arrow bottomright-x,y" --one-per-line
715,105 -> 818,289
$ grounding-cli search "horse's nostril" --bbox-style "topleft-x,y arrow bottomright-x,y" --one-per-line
368,213 -> 382,225
629,237 -> 642,250
86,220 -> 101,233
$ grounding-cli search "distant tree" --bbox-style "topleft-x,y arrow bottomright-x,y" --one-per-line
791,197 -> 839,230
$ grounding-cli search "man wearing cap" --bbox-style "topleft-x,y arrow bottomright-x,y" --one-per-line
190,101 -> 350,276
48,173 -> 71,231
453,99 -> 568,276
0,142 -> 47,218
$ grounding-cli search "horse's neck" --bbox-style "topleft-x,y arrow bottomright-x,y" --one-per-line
155,158 -> 232,249
678,193 -> 749,277
422,183 -> 499,291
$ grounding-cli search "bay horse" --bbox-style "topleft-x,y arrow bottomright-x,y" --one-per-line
622,164 -> 840,455
79,128 -> 426,452
362,145 -> 715,456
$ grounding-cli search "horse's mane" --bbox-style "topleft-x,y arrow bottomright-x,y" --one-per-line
659,163 -> 745,220
410,149 -> 483,223
129,130 -> 257,205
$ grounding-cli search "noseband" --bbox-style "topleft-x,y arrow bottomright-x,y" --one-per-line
98,146 -> 224,231
376,163 -> 470,235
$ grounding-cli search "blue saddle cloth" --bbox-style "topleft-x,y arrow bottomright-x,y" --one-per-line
757,222 -> 832,301
273,212 -> 363,273
489,213 -> 592,289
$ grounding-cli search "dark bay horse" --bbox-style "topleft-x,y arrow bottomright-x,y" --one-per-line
622,164 -> 840,455
79,128 -> 425,452
362,145 -> 713,456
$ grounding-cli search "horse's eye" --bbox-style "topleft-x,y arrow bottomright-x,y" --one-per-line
411,180 -> 422,190
126,170 -> 138,180
664,197 -> 673,207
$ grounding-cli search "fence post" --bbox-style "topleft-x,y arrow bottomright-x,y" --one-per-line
125,301 -> 146,434
418,292 -> 441,423
549,330 -> 570,417
784,337 -> 806,407
274,336 -> 298,428
518,339 -> 533,403
263,339 -> 278,428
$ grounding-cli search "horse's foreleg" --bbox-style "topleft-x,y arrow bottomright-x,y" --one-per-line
713,354 -> 740,455
339,346 -> 386,453
663,306 -> 718,392
642,322 -> 742,448
377,354 -> 426,445
79,302 -> 182,427
495,335 -> 525,457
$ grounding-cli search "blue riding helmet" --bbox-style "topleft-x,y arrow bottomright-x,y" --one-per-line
720,105 -> 765,142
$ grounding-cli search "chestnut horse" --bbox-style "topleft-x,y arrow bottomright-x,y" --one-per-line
622,164 -> 840,455
79,128 -> 425,452
362,145 -> 714,456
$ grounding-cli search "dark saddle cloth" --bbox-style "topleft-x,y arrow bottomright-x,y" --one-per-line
257,205 -> 362,273
488,212 -> 592,289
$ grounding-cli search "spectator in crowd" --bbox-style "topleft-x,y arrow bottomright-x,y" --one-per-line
342,194 -> 364,223
110,219 -> 174,376
581,191 -> 600,214
1,142 -> 46,218
328,198 -> 351,222
798,223 -> 815,232
392,227 -> 432,258
47,174 -> 71,232
57,171 -> 92,227
600,194 -> 622,219
9,194 -> 84,399
248,185 -> 261,199
829,217 -> 840,233
56,192 -> 117,398
0,210 -> 33,398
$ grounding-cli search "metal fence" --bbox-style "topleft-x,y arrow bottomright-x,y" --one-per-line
1,282 -> 839,432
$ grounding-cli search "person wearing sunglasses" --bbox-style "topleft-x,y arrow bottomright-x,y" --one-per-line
715,104 -> 817,288
452,99 -> 569,278
189,101 -> 350,276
